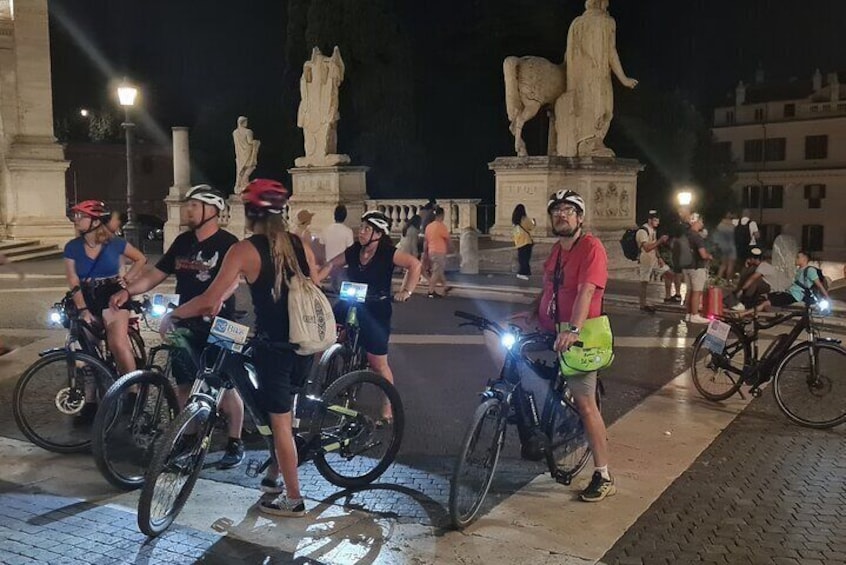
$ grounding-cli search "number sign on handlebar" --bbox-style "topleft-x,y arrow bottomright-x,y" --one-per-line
207,317 -> 251,353
340,281 -> 368,303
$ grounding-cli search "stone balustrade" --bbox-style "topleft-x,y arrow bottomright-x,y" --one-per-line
363,198 -> 481,234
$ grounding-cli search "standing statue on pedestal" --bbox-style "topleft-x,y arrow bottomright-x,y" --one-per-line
555,0 -> 637,158
295,46 -> 351,168
233,116 -> 260,191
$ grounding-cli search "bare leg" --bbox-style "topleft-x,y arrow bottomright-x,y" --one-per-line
103,309 -> 136,375
268,412 -> 300,500
220,389 -> 245,439
366,352 -> 395,419
689,290 -> 703,316
574,392 -> 608,468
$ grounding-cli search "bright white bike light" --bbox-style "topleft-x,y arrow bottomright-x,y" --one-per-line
501,332 -> 516,349
818,299 -> 831,312
48,311 -> 62,325
151,304 -> 167,317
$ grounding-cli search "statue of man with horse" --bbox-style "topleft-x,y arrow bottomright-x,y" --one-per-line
503,0 -> 637,158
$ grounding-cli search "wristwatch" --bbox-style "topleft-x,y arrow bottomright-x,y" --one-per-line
566,324 -> 581,335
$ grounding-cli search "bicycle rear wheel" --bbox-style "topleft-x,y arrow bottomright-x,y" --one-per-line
12,351 -> 114,453
773,342 -> 846,429
690,325 -> 750,401
544,382 -> 602,482
311,370 -> 405,488
137,401 -> 213,537
92,370 -> 179,490
449,397 -> 506,530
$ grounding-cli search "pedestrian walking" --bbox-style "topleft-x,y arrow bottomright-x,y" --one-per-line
320,205 -> 354,290
713,212 -> 737,281
423,206 -> 450,298
398,215 -> 422,258
512,204 -> 535,280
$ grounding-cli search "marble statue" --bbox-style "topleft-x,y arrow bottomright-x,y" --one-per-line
233,116 -> 260,191
503,55 -> 566,157
295,46 -> 351,168
555,0 -> 637,158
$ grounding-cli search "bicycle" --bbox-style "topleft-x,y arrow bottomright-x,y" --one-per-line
137,316 -> 405,537
313,281 -> 387,394
690,300 -> 846,428
12,288 -> 149,453
448,311 -> 603,529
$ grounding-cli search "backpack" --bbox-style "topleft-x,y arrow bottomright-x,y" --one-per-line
800,266 -> 829,291
620,227 -> 642,261
287,274 -> 337,356
671,235 -> 694,269
734,222 -> 752,252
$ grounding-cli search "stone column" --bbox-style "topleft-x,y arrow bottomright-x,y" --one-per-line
0,0 -> 74,244
163,127 -> 191,248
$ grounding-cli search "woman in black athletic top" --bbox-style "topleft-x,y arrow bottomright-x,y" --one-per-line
160,179 -> 319,518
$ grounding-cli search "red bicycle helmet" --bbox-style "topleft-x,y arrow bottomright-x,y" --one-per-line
242,179 -> 290,216
71,200 -> 109,219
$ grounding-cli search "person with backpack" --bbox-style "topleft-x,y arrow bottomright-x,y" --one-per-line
676,213 -> 712,324
756,250 -> 830,312
734,215 -> 760,263
635,210 -> 669,311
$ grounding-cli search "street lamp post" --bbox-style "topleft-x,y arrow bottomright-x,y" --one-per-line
118,80 -> 139,248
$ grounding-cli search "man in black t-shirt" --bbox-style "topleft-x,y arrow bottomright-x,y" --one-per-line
110,185 -> 246,469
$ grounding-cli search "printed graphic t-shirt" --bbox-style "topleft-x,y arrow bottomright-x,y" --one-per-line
156,229 -> 239,317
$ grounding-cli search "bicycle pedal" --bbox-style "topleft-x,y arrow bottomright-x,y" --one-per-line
245,458 -> 262,478
552,470 -> 572,486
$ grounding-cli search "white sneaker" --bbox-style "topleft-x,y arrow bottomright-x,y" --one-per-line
731,303 -> 746,312
686,314 -> 710,324
516,274 -> 529,280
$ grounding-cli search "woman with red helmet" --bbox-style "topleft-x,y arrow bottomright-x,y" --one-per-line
64,200 -> 147,421
159,179 -> 321,517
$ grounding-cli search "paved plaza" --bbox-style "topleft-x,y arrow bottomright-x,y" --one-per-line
0,260 -> 844,564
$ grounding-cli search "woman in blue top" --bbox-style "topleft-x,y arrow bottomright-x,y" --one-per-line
64,200 -> 147,386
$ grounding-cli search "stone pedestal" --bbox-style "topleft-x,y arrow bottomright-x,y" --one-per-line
460,228 -> 480,274
489,156 -> 643,276
0,2 -> 74,245
288,166 -> 369,235
224,196 -> 247,239
163,127 -> 191,248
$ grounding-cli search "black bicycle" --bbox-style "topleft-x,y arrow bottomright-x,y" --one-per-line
137,316 -> 405,537
449,311 -> 603,529
313,282 -> 387,394
12,289 -> 148,453
690,301 -> 846,428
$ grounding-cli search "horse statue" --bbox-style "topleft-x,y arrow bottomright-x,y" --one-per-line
503,55 -> 566,157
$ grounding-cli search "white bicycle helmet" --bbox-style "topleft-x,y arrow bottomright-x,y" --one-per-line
547,189 -> 586,215
185,184 -> 226,211
362,210 -> 392,234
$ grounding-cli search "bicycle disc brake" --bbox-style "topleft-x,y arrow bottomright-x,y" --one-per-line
54,387 -> 85,415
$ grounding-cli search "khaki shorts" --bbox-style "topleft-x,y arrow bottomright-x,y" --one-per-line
682,268 -> 707,292
566,370 -> 598,399
430,253 -> 446,278
638,259 -> 669,282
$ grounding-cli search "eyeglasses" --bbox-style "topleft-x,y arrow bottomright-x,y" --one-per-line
551,206 -> 579,218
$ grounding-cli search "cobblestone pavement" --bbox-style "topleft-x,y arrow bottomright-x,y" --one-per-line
602,390 -> 846,565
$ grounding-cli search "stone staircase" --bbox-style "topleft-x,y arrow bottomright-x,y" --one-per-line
0,239 -> 63,262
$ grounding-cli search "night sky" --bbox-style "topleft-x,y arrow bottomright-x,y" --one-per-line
48,0 -> 846,206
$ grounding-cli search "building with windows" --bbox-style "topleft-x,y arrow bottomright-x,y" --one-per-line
712,69 -> 846,260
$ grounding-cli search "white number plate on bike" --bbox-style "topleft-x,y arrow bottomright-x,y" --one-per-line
208,316 -> 250,352
702,319 -> 731,353
340,281 -> 368,303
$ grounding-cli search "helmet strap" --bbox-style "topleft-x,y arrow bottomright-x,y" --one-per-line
81,216 -> 101,236
192,204 -> 219,231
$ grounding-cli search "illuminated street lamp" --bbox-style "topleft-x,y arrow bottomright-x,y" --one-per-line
676,190 -> 693,207
79,108 -> 89,118
117,79 -> 139,247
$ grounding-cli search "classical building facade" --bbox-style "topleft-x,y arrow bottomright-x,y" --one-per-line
712,69 -> 846,260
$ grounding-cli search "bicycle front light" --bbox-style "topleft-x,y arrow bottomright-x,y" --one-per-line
151,304 -> 167,317
501,332 -> 517,350
48,310 -> 63,325
818,299 -> 831,312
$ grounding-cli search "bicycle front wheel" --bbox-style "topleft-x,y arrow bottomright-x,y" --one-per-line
137,401 -> 213,537
311,343 -> 353,396
311,370 -> 405,488
12,351 -> 114,453
449,397 -> 506,530
773,342 -> 846,429
92,370 -> 180,490
690,325 -> 750,401
544,382 -> 601,481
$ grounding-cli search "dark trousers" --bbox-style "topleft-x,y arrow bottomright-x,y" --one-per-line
517,244 -> 533,276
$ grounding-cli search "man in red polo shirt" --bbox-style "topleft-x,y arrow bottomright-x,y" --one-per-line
502,189 -> 615,502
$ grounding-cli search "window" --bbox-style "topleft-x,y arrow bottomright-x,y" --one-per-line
805,135 -> 828,159
714,141 -> 732,163
801,225 -> 824,252
741,185 -> 760,210
726,110 -> 735,124
763,185 -> 783,208
764,138 -> 786,161
804,184 -> 826,208
783,103 -> 796,118
741,185 -> 782,209
744,139 -> 764,162
759,224 -> 782,248
754,108 -> 764,121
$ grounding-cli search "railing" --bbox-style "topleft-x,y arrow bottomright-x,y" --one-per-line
364,199 -> 482,235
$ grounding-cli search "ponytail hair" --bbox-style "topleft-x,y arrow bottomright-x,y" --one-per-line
257,213 -> 306,302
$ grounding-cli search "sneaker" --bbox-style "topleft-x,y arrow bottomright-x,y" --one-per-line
516,274 -> 529,280
686,314 -> 710,324
259,494 -> 305,517
218,439 -> 245,469
663,297 -> 676,304
731,303 -> 746,312
579,471 -> 617,502
671,295 -> 682,303
260,475 -> 284,494
72,402 -> 98,427
427,292 -> 443,299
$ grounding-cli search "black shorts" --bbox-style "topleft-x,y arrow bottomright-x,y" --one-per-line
334,301 -> 392,356
81,278 -> 123,317
252,343 -> 313,415
768,292 -> 798,308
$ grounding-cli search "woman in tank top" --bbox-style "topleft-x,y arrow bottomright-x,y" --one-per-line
159,179 -> 320,518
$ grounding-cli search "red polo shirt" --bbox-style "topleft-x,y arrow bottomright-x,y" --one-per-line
538,234 -> 608,332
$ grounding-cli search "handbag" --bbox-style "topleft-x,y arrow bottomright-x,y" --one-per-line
287,272 -> 337,356
549,240 -> 615,376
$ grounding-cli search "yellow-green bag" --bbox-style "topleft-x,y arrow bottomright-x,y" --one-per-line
558,315 -> 614,376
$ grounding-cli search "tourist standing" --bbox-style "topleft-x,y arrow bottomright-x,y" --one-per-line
423,206 -> 450,298
512,204 -> 535,280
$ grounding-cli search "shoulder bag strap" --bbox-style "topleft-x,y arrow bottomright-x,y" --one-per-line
81,239 -> 109,281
